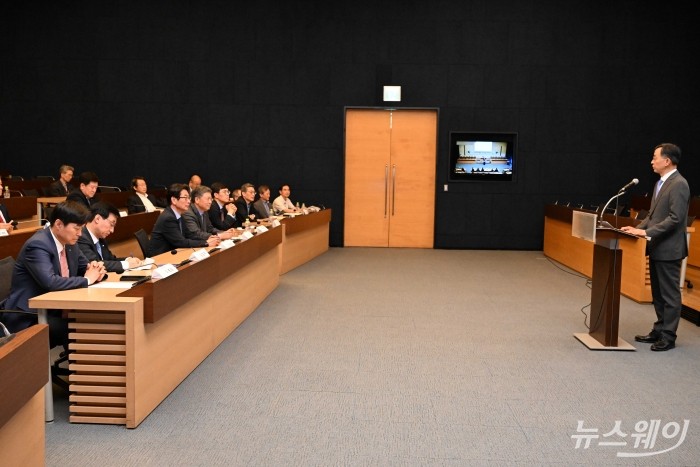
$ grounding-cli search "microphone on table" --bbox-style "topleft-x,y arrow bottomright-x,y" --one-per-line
618,178 -> 639,194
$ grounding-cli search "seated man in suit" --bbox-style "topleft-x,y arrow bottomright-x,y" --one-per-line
46,164 -> 74,196
209,182 -> 239,230
127,176 -> 166,214
0,178 -> 15,232
66,171 -> 99,208
234,182 -> 260,225
147,183 -> 219,257
182,186 -> 234,242
273,183 -> 299,214
78,202 -> 142,273
188,174 -> 202,193
253,184 -> 274,219
1,201 -> 106,348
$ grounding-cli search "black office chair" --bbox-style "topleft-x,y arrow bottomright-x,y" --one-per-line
134,229 -> 150,259
98,185 -> 121,192
34,175 -> 55,181
0,255 -> 70,392
21,188 -> 40,197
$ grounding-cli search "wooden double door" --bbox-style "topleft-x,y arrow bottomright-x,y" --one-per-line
344,108 -> 437,247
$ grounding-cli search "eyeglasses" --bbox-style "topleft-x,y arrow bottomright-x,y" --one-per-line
220,189 -> 230,194
178,195 -> 191,200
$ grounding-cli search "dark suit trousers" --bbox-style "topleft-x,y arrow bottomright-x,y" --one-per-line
649,258 -> 682,342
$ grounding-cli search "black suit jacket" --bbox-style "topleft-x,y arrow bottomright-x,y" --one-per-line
77,226 -> 126,273
127,193 -> 166,214
147,206 -> 208,257
5,228 -> 88,314
182,204 -> 218,241
0,203 -> 11,224
47,180 -> 71,196
66,190 -> 96,209
209,201 -> 238,230
638,170 -> 690,261
234,198 -> 260,225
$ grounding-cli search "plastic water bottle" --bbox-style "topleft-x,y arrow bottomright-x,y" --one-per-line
3,186 -> 9,198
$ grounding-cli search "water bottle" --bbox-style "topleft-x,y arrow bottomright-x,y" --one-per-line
3,186 -> 9,198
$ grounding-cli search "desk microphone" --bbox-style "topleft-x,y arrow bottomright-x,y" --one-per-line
130,276 -> 152,287
618,178 -> 639,193
170,249 -> 178,255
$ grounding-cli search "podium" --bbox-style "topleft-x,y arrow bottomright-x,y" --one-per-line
571,212 -> 638,350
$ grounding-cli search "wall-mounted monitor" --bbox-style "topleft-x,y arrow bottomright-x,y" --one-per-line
448,131 -> 517,182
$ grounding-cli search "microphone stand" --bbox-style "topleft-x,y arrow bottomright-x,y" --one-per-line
598,190 -> 626,228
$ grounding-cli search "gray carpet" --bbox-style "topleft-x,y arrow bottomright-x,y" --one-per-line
46,248 -> 700,466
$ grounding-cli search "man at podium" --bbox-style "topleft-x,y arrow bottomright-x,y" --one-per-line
621,143 -> 690,351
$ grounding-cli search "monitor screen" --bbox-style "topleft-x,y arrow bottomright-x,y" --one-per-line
448,132 -> 517,182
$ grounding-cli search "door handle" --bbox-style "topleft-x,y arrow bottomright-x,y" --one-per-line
391,164 -> 396,216
384,164 -> 389,218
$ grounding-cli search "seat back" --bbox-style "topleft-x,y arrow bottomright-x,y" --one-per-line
134,229 -> 150,259
98,186 -> 121,192
21,188 -> 40,197
0,256 -> 15,306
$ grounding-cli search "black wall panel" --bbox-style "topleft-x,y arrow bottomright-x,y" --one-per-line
2,1 -> 698,249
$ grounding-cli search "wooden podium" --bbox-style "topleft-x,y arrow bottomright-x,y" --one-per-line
572,216 -> 638,350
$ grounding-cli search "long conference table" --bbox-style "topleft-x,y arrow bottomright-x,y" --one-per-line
26,209 -> 331,428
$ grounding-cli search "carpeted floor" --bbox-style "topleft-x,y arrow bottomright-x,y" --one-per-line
46,248 -> 700,466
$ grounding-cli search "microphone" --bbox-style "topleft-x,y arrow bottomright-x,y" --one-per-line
618,178 -> 639,193
170,249 -> 178,255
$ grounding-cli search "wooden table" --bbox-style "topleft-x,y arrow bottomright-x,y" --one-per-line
29,227 -> 282,428
543,204 -> 652,303
279,209 -> 331,274
0,324 -> 48,466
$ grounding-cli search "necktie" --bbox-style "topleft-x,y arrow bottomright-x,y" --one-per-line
59,248 -> 69,277
220,206 -> 225,222
178,217 -> 183,233
655,179 -> 664,198
0,208 -> 5,223
95,240 -> 103,259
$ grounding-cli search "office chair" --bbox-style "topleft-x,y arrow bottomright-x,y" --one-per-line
34,175 -> 55,181
134,229 -> 150,259
0,255 -> 70,392
98,185 -> 121,192
21,188 -> 40,197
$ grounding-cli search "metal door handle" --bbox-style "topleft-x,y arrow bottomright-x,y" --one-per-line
391,165 -> 396,216
384,164 -> 389,218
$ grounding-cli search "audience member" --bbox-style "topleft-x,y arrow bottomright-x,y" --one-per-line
46,164 -> 74,196
127,176 -> 166,214
231,188 -> 241,203
1,201 -> 106,348
147,183 -> 216,257
66,171 -> 99,208
188,174 -> 202,193
253,184 -> 273,218
182,186 -> 233,243
235,183 -> 260,225
0,178 -> 15,232
209,182 -> 239,230
78,202 -> 142,273
272,183 -> 298,214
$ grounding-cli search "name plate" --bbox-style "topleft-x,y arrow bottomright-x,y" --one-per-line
152,263 -> 178,279
0,229 -> 8,237
255,225 -> 269,234
220,239 -> 235,250
240,230 -> 255,241
189,248 -> 210,262
270,218 -> 281,228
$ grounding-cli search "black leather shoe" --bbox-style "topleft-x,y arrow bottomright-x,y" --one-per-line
651,340 -> 675,351
635,333 -> 660,343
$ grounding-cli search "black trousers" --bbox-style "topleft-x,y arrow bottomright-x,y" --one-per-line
648,258 -> 682,343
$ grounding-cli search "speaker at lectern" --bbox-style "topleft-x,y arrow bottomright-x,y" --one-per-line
571,210 -> 637,351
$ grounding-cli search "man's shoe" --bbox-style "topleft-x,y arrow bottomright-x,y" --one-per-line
635,332 -> 660,343
651,340 -> 675,351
